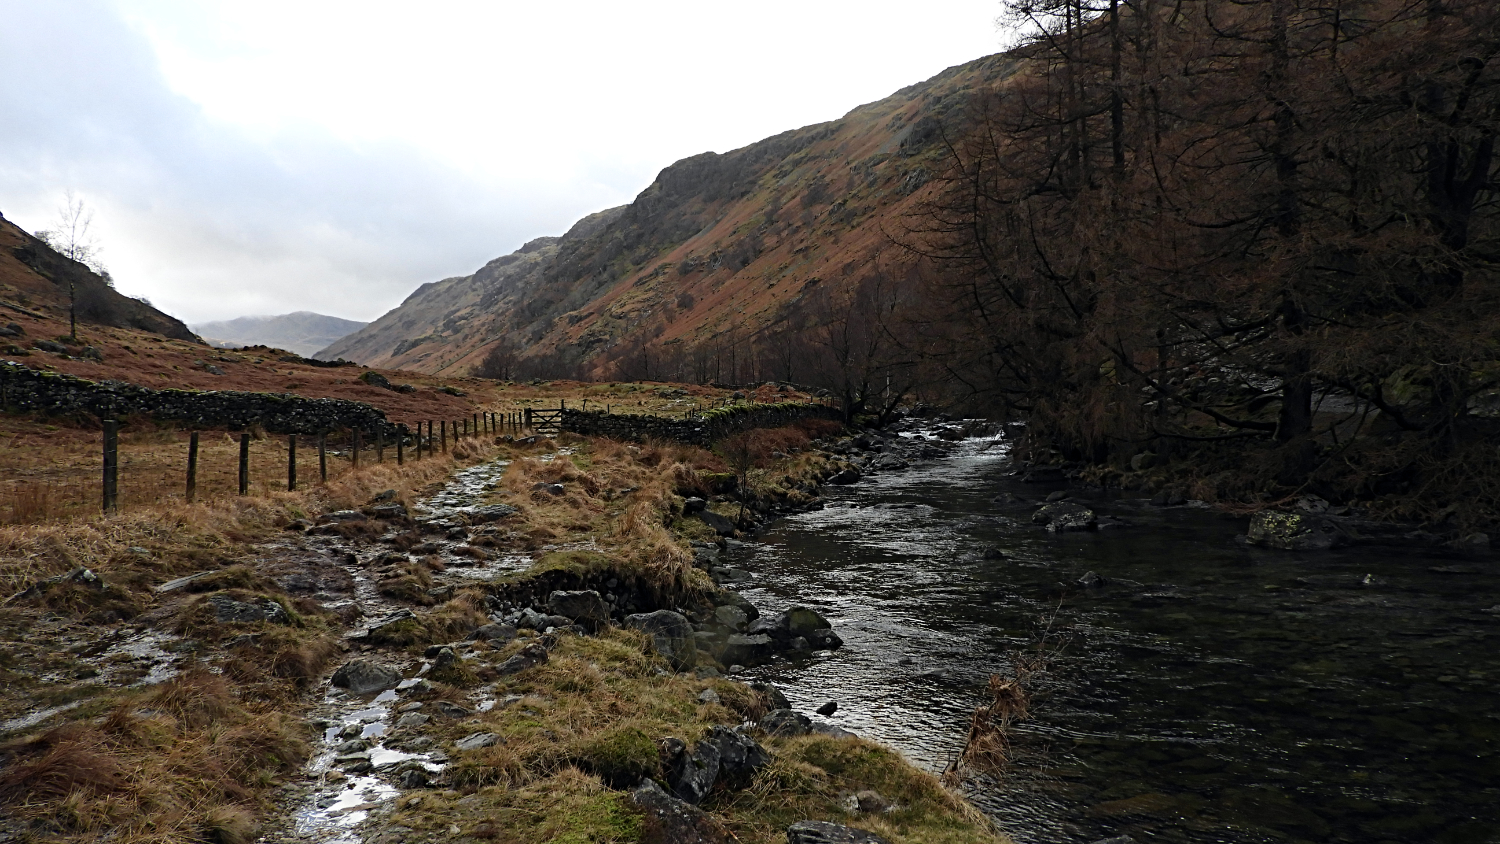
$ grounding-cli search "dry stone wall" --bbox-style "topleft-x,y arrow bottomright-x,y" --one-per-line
0,360 -> 407,437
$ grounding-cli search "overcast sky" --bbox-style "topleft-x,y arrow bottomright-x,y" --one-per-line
0,1 -> 1009,325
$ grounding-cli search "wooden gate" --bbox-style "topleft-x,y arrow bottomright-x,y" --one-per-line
527,407 -> 563,437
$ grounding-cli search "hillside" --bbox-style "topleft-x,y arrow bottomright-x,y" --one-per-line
193,311 -> 367,358
0,211 -> 197,342
320,52 -> 1019,378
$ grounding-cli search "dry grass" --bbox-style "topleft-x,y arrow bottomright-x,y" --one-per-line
395,630 -> 1007,844
0,670 -> 307,843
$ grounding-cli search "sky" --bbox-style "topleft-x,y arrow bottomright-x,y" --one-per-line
0,1 -> 1010,325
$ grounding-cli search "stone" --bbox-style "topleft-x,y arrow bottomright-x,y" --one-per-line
395,713 -> 430,729
1294,494 -> 1330,514
979,546 -> 1006,560
662,736 -> 718,804
33,339 -> 68,354
531,482 -> 566,496
750,681 -> 791,710
434,700 -> 471,718
152,570 -> 218,593
712,605 -> 748,631
466,504 -> 520,524
1149,490 -> 1186,507
548,590 -> 610,631
209,594 -> 291,625
706,726 -> 770,789
697,688 -> 721,705
367,503 -> 409,520
1045,490 -> 1069,502
1078,571 -> 1107,588
696,509 -> 738,537
317,510 -> 368,524
760,709 -> 812,737
1129,452 -> 1156,471
1246,511 -> 1348,551
359,370 -> 392,389
683,497 -> 707,514
398,767 -> 429,789
494,642 -> 549,676
851,790 -> 888,813
827,468 -> 861,485
469,622 -> 518,643
1032,502 -> 1097,532
719,633 -> 776,667
625,610 -> 698,670
331,659 -> 403,695
454,732 -> 499,751
786,820 -> 891,844
815,700 -> 837,716
630,778 -> 733,844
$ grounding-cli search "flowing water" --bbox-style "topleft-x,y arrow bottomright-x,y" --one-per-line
730,434 -> 1500,844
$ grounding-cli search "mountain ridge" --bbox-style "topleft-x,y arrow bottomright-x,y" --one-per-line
318,51 -> 1021,377
192,311 -> 367,358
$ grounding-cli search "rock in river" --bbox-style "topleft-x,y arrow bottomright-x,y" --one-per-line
1246,511 -> 1349,551
548,589 -> 610,631
1032,501 -> 1097,532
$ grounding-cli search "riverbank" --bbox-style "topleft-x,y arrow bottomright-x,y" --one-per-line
0,415 -> 1009,844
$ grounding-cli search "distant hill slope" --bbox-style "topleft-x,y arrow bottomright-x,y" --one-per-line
320,51 -> 1019,376
0,212 -> 198,342
193,312 -> 368,358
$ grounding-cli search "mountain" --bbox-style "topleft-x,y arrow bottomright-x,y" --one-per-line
193,312 -> 368,358
319,52 -> 1018,377
0,211 -> 197,342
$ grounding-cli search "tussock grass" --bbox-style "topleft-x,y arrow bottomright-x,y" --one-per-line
0,670 -> 308,843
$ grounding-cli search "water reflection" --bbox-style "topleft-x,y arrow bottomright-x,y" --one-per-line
732,436 -> 1500,843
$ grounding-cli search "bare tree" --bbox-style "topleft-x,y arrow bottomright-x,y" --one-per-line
37,190 -> 108,280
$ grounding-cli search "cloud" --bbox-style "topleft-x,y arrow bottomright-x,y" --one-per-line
0,0 -> 1006,324
0,0 -> 633,322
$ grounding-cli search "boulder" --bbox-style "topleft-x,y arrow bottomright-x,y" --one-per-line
209,594 -> 291,625
331,659 -> 402,695
626,610 -> 698,670
662,736 -> 718,805
748,606 -> 840,650
696,509 -> 738,537
683,497 -> 708,514
712,605 -> 749,631
495,642 -> 550,676
1032,502 -> 1096,532
786,821 -> 891,844
1246,511 -> 1349,551
815,701 -> 837,716
532,482 -> 566,496
454,732 -> 499,751
548,590 -> 610,631
467,504 -> 520,524
827,468 -> 861,485
760,709 -> 812,737
469,622 -> 518,643
630,779 -> 733,844
719,633 -> 776,667
707,726 -> 770,789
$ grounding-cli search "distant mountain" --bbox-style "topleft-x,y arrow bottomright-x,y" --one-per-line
192,312 -> 367,358
320,52 -> 1017,377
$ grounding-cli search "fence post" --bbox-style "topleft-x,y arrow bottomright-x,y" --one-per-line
186,431 -> 199,503
102,420 -> 119,514
397,430 -> 405,465
441,420 -> 447,452
377,427 -> 385,463
239,433 -> 250,495
288,435 -> 297,491
525,408 -> 532,431
353,429 -> 362,469
319,433 -> 328,483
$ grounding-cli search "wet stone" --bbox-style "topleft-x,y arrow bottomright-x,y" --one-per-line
786,820 -> 891,844
331,659 -> 403,695
454,732 -> 499,751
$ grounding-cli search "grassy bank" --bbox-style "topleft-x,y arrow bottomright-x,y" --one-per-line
0,411 -> 1008,844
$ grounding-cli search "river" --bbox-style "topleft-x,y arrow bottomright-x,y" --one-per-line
729,433 -> 1500,843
